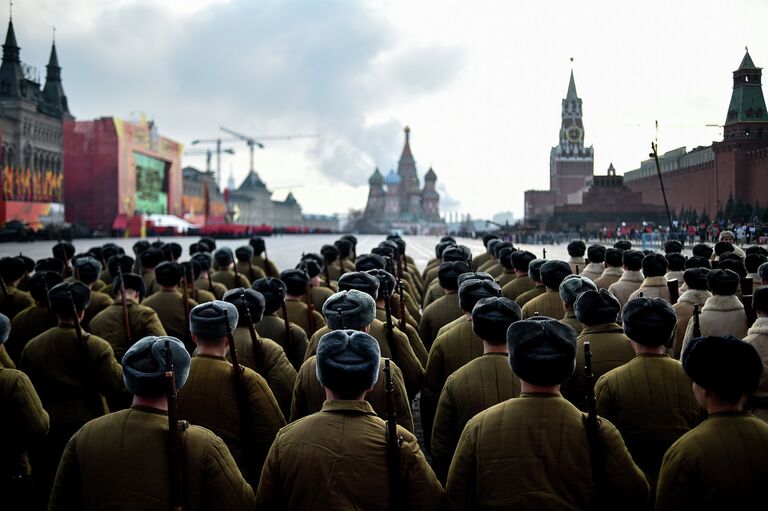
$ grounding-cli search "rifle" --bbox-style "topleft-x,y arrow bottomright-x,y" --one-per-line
280,302 -> 294,360
181,275 -> 191,347
240,289 -> 266,374
232,260 -> 242,287
117,268 -> 133,343
575,264 -> 580,275
223,308 -> 255,469
304,286 -> 317,334
693,303 -> 702,338
42,279 -> 55,324
68,290 -> 88,363
323,262 -> 333,290
398,280 -> 406,326
542,248 -> 547,259
1,277 -> 11,306
583,341 -> 603,508
382,277 -> 400,364
384,358 -> 403,510
207,270 -> 214,296
667,279 -> 679,305
164,340 -> 185,511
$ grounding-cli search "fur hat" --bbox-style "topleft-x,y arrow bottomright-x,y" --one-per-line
435,240 -> 456,259
34,257 -> 64,275
574,289 -> 620,326
471,296 -> 521,345
499,247 -> 516,270
614,240 -> 632,251
707,269 -> 740,295
604,248 -> 623,268
745,253 -> 768,274
316,330 -> 381,397
198,237 -> 217,253
181,261 -> 202,282
366,269 -> 396,300
235,245 -> 254,263
122,336 -> 191,396
334,239 -> 352,258
321,244 -> 340,263
642,253 -> 668,277
49,281 -> 91,315
323,290 -> 376,330
251,277 -> 286,314
559,275 -> 597,306
191,253 -> 213,272
52,241 -> 76,261
664,239 -> 683,254
540,260 -> 572,290
683,268 -> 709,291
213,248 -> 234,267
73,256 -> 101,285
622,297 -> 677,346
622,250 -> 644,271
482,234 -> 499,247
692,243 -> 714,259
280,269 -> 310,296
249,237 -> 266,255
506,317 -> 577,385
223,287 -> 266,326
528,259 -> 547,282
154,262 -> 183,287
0,313 -> 10,345
29,271 -> 64,303
586,245 -> 606,263
457,272 -> 494,286
107,255 -> 135,279
511,251 -> 537,272
458,279 -> 502,312
685,256 -> 711,270
716,259 -> 747,279
442,246 -> 471,263
759,262 -> 768,282
188,242 -> 206,256
133,240 -> 151,256
190,300 -> 239,339
567,240 -> 587,257
355,254 -> 386,272
113,272 -> 146,299
438,261 -> 471,291
666,253 -> 685,272
714,241 -> 735,257
338,271 -> 380,300
139,248 -> 164,269
298,260 -> 323,280
682,336 -> 762,402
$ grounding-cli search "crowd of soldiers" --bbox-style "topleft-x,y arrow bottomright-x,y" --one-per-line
1,229 -> 767,510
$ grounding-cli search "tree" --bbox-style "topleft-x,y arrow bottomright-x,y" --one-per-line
724,193 -> 735,220
700,210 -> 710,224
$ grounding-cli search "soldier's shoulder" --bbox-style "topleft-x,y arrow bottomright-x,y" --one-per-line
0,365 -> 32,386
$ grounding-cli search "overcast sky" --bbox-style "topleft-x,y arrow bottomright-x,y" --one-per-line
12,0 -> 768,219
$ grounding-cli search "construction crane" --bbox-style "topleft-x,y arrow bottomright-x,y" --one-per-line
219,127 -> 318,173
184,148 -> 235,174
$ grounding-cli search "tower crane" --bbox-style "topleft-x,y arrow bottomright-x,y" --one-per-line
219,127 -> 318,173
183,147 -> 235,174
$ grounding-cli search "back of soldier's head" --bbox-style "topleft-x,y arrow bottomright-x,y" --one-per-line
559,275 -> 597,307
252,277 -> 286,314
122,336 -> 191,397
438,261 -> 471,292
683,336 -> 761,404
567,240 -> 586,258
622,250 -> 644,272
223,287 -> 266,326
604,248 -> 623,268
745,254 -> 768,274
458,279 -> 502,313
506,317 -> 577,386
586,245 -> 606,264
642,254 -> 668,277
692,243 -> 714,260
574,289 -> 620,326
685,256 -> 711,270
322,290 -> 376,331
472,296 -> 521,345
280,269 -> 310,297
316,330 -> 380,399
707,269 -> 740,296
540,261 -> 572,290
760,262 -> 768,283
622,297 -> 676,347
189,300 -> 239,343
753,287 -> 768,316
665,253 -> 685,272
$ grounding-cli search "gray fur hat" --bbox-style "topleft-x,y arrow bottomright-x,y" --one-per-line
0,313 -> 10,345
528,259 -> 546,282
316,330 -> 381,397
122,336 -> 191,396
559,274 -> 597,306
323,290 -> 376,331
189,300 -> 239,339
507,317 -> 577,385
759,261 -> 768,282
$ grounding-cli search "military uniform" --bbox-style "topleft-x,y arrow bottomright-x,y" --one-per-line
177,355 -> 285,485
279,298 -> 326,337
256,400 -> 444,510
521,289 -> 565,319
744,317 -> 768,421
655,412 -> 768,511
436,314 -> 467,339
20,326 -> 125,505
594,267 -> 624,290
421,321 -> 486,452
141,270 -> 161,297
256,314 -> 308,371
560,310 -> 584,334
608,270 -> 644,306
211,270 -> 250,290
568,256 -> 586,275
419,292 -> 463,350
235,261 -> 266,283
89,299 -> 167,361
561,323 -> 635,410
7,304 -> 56,363
444,394 -> 649,510
0,344 -> 12,368
252,254 -> 280,278
515,284 -> 546,307
195,277 -> 228,300
310,285 -> 334,312
191,286 -> 216,304
472,251 -> 493,269
431,353 -> 520,483
143,290 -> 198,349
595,354 -> 701,492
305,320 -> 424,398
0,286 -> 34,321
376,308 -> 428,367
422,281 -> 446,309
497,269 -> 517,287
290,356 -> 414,432
0,363 -> 49,506
581,262 -> 605,282
680,295 -> 749,357
627,277 -> 672,303
230,326 -> 296,420
48,406 -> 256,511
82,289 -> 113,329
672,289 -> 711,358
501,274 -> 534,301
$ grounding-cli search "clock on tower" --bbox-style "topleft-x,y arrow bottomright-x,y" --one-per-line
566,125 -> 583,143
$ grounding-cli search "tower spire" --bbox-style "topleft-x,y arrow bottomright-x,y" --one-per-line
566,58 -> 578,100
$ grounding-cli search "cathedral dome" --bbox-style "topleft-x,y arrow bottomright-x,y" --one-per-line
369,168 -> 384,186
425,167 -> 437,181
384,169 -> 400,185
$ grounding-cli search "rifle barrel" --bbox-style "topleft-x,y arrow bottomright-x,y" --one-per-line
384,359 -> 402,510
164,340 -> 185,511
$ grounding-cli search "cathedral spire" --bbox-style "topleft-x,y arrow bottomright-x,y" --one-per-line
2,19 -> 20,63
42,31 -> 71,117
723,49 -> 767,138
566,69 -> 578,100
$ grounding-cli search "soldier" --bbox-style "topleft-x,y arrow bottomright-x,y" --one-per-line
0,313 -> 50,508
182,260 -> 216,303
235,245 -> 265,283
143,262 -> 198,352
745,287 -> 768,421
521,260 -> 572,320
515,258 -> 547,307
0,256 -> 34,321
419,261 -> 470,350
431,296 -> 522,483
444,316 -> 648,509
759,261 -> 768,289
212,248 -> 251,290
52,241 -> 76,278
500,250 -> 536,300
7,271 -> 62,363
299,257 -> 334,312
628,254 -> 672,303
434,272 -> 496,338
424,246 -> 471,303
306,276 -> 423,398
596,297 -> 701,496
138,247 -> 164,297
608,249 -> 645,306
250,236 -> 280,278
423,240 -> 457,281
358,254 -> 420,326
334,238 -> 356,272
665,253 -> 685,285
476,239 -> 501,273
559,274 -> 597,335
251,277 -> 309,370
192,252 -> 228,299
672,268 -> 711,359
745,252 -> 768,288
256,329 -> 444,510
73,256 -> 112,329
48,335 -> 256,510
581,245 -> 606,281
566,240 -> 587,274
20,281 -> 125,507
496,247 -> 518,287
222,288 -> 297,420
594,248 -> 624,290
101,254 -> 135,299
421,278 -> 502,451
290,290 -> 414,431
163,241 -> 183,262
681,269 -> 749,356
614,239 -> 632,251
177,301 -> 285,487
321,244 -> 343,283
664,238 -> 683,255
472,234 -> 499,269
655,336 -> 768,510
278,268 -> 325,337
561,289 -> 634,410
90,272 -> 166,362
